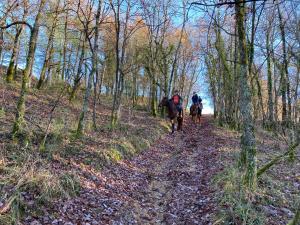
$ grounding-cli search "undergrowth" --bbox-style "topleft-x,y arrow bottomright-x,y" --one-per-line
0,117 -> 168,223
0,78 -> 170,223
213,152 -> 265,225
0,144 -> 80,224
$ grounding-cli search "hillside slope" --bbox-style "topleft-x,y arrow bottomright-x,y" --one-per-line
0,76 -> 299,224
0,76 -> 168,223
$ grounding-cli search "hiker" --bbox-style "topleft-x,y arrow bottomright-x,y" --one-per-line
192,92 -> 201,105
171,90 -> 183,117
190,92 -> 202,115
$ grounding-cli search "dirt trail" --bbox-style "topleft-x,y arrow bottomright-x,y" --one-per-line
27,116 -> 225,224
111,116 -> 223,225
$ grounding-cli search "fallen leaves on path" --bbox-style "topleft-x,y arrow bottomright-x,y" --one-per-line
25,116 -> 226,224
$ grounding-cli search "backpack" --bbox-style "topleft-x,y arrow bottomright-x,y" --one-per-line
173,95 -> 180,104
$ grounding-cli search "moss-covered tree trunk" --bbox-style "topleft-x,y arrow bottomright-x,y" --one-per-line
214,20 -> 234,126
266,26 -> 274,128
235,0 -> 257,189
6,27 -> 22,82
110,0 -> 131,128
110,2 -> 122,128
69,36 -> 85,101
277,2 -> 288,125
12,0 -> 46,137
132,69 -> 137,108
294,63 -> 299,124
61,0 -> 68,81
151,74 -> 158,117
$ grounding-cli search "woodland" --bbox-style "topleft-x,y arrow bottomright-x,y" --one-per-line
0,0 -> 299,224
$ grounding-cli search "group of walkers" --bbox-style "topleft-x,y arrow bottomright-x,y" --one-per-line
170,90 -> 203,117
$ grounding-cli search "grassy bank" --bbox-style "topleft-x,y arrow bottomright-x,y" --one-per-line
0,76 -> 169,223
212,124 -> 299,225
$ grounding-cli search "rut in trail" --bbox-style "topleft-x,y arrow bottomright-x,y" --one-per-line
28,116 -> 226,225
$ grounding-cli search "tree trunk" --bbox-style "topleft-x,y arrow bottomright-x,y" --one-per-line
110,0 -> 123,128
294,64 -> 299,124
235,0 -> 257,189
168,0 -> 186,97
132,70 -> 137,107
254,69 -> 266,125
6,27 -> 22,82
61,0 -> 69,81
12,0 -> 46,137
37,0 -> 60,89
266,27 -> 274,128
70,37 -> 85,101
277,2 -> 288,125
151,74 -> 158,117
0,26 -> 3,63
13,38 -> 21,80
76,0 -> 102,136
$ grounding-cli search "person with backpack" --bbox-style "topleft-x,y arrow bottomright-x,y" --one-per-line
171,90 -> 183,117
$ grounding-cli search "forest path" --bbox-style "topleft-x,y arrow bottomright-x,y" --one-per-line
34,116 -> 225,224
114,116 -> 220,224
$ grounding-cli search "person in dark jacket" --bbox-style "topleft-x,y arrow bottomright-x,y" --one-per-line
190,92 -> 202,115
192,92 -> 200,105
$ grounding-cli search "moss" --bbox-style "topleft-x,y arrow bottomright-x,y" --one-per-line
76,111 -> 85,138
6,62 -> 15,83
108,148 -> 123,162
117,141 -> 137,157
129,136 -> 150,153
0,107 -> 5,118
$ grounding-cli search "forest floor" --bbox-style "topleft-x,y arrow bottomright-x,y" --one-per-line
21,115 -> 299,225
23,116 -> 224,225
0,75 -> 299,224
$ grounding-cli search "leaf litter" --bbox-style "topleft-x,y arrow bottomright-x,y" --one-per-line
24,116 -> 225,224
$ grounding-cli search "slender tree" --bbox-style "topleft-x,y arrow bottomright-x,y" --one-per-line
12,0 -> 47,137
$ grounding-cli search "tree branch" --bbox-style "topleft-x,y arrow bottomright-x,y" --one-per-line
0,21 -> 33,31
257,142 -> 299,177
191,0 -> 266,7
